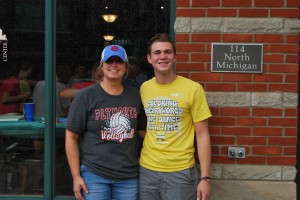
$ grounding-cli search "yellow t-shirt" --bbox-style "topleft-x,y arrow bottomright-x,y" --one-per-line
139,75 -> 212,172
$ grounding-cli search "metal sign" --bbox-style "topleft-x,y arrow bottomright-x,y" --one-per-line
0,28 -> 8,62
211,43 -> 263,73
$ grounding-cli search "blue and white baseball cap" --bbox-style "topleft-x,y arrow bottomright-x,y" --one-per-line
101,45 -> 128,62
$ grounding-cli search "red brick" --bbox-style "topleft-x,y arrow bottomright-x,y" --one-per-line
223,34 -> 253,42
285,108 -> 298,116
193,0 -> 220,7
220,146 -> 230,154
177,72 -> 189,78
253,127 -> 283,136
237,156 -> 267,164
176,34 -> 190,42
270,44 -> 299,53
284,147 -> 297,155
237,137 -> 267,145
239,8 -> 268,17
222,74 -> 252,82
268,64 -> 298,73
207,9 -> 237,17
269,118 -> 298,126
223,0 -> 252,7
252,146 -> 282,155
209,116 -> 236,126
176,0 -> 190,7
209,126 -> 221,135
270,9 -> 299,18
262,64 -> 269,73
177,8 -> 206,17
254,0 -> 283,7
210,107 -> 220,116
269,84 -> 298,92
254,34 -> 284,43
253,74 -> 283,83
252,108 -> 282,116
237,117 -> 267,126
177,43 -> 206,52
176,63 -> 206,71
269,137 -> 297,146
286,0 -> 300,6
285,74 -> 298,83
206,83 -> 236,91
222,127 -> 252,136
220,108 -> 250,116
263,54 -> 284,63
176,53 -> 189,62
238,84 -> 267,92
285,128 -> 298,136
286,55 -> 299,63
191,53 -> 211,62
205,65 -> 212,72
211,146 -> 220,154
192,34 -> 221,42
211,136 -> 236,145
191,73 -> 221,81
267,156 -> 296,165
286,35 -> 300,43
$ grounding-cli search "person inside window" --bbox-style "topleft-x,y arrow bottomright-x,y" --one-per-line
0,63 -> 33,114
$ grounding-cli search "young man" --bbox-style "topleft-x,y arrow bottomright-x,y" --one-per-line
139,33 -> 212,200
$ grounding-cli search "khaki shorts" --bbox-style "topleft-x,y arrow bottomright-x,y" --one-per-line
139,166 -> 198,200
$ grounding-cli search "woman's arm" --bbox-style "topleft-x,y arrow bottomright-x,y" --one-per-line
65,129 -> 88,200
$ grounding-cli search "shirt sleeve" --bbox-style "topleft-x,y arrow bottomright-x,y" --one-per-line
66,93 -> 88,135
191,85 -> 212,123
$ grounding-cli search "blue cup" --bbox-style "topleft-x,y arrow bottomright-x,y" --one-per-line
24,103 -> 35,121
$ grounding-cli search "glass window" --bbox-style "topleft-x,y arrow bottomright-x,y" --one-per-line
0,0 -> 171,198
55,0 -> 170,197
0,0 -> 45,196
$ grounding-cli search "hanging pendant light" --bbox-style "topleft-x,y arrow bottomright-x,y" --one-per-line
103,35 -> 115,41
101,14 -> 118,23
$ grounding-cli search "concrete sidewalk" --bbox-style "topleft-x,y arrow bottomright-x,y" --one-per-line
210,180 -> 296,200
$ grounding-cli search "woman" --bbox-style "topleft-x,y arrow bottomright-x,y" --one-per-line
0,63 -> 33,114
65,45 -> 146,200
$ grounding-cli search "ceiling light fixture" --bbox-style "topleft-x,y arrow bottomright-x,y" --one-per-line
101,14 -> 118,23
103,35 -> 115,41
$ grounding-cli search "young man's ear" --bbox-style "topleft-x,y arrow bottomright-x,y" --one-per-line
147,54 -> 152,64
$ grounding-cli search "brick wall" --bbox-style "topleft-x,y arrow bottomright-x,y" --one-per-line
174,0 -> 299,177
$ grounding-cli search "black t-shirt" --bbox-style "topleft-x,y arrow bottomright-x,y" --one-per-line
66,83 -> 146,180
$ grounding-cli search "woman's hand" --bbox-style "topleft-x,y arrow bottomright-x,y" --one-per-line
73,176 -> 88,200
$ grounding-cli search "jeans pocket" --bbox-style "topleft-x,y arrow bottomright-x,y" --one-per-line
80,164 -> 88,175
182,167 -> 198,184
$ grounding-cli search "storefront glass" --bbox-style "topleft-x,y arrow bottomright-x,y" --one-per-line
0,0 -> 45,195
0,0 -> 171,198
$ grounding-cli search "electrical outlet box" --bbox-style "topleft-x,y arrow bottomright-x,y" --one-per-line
228,147 -> 246,159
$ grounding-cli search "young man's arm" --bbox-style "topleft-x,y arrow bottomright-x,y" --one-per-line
60,88 -> 80,99
195,119 -> 211,200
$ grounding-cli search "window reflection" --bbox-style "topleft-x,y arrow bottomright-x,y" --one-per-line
0,0 -> 45,195
0,0 -> 170,197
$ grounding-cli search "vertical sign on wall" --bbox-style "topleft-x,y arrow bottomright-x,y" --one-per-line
211,43 -> 263,73
0,28 -> 8,62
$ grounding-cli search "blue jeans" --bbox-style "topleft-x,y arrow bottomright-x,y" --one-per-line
81,165 -> 138,200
